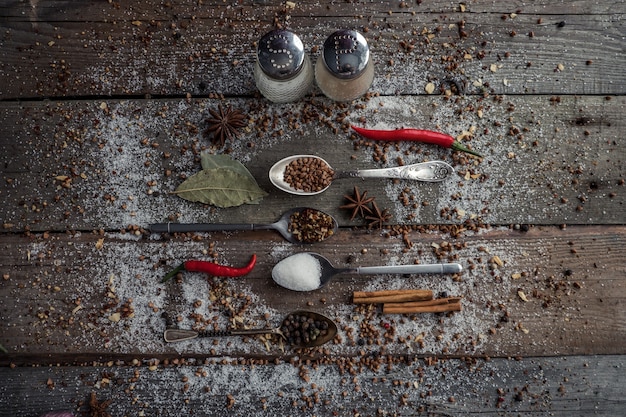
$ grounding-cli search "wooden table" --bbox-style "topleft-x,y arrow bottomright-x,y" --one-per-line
1,1 -> 624,415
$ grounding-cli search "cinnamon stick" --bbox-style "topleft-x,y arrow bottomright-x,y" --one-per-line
383,297 -> 462,309
353,289 -> 433,304
382,297 -> 462,314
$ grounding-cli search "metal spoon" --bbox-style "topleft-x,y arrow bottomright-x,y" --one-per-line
272,252 -> 463,291
164,310 -> 337,348
269,155 -> 453,195
149,207 -> 338,244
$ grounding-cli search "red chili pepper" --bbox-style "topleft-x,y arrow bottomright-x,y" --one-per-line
351,125 -> 482,157
162,254 -> 257,283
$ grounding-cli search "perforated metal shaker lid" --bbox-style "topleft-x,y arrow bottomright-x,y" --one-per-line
257,29 -> 306,80
321,29 -> 370,79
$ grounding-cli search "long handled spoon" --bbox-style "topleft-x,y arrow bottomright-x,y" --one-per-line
149,207 -> 338,244
269,155 -> 453,195
164,310 -> 337,348
272,252 -> 463,291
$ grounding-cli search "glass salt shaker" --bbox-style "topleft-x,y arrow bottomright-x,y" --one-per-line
254,29 -> 313,103
315,29 -> 374,102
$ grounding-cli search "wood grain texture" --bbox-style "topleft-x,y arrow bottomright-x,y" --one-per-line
1,1 -> 625,415
0,2 -> 624,99
0,355 -> 623,417
1,95 -> 624,231
1,226 -> 624,362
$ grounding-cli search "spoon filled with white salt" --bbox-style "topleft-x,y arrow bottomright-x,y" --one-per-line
272,252 -> 463,291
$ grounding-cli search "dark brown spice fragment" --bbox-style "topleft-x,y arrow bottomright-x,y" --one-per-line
288,208 -> 335,243
340,186 -> 374,220
89,392 -> 112,417
366,201 -> 392,229
205,104 -> 246,147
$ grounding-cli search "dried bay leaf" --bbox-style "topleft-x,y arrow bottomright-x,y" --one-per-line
201,153 -> 253,179
174,168 -> 268,208
200,153 -> 264,204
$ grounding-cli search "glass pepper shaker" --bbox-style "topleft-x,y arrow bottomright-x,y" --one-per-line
315,29 -> 374,102
254,29 -> 313,103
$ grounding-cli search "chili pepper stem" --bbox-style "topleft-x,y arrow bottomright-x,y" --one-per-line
451,141 -> 483,158
162,263 -> 186,283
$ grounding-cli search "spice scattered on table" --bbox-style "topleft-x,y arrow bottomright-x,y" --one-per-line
204,104 -> 247,148
383,297 -> 462,314
283,156 -> 335,193
383,297 -> 461,314
351,125 -> 482,157
288,208 -> 335,243
340,186 -> 374,220
353,289 -> 433,304
365,201 -> 392,229
353,289 -> 462,314
162,254 -> 257,283
173,153 -> 268,207
272,252 -> 322,291
339,186 -> 392,228
89,392 -> 112,417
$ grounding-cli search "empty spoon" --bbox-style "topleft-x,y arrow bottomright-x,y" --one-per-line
164,310 -> 337,348
269,155 -> 453,195
149,207 -> 338,244
272,252 -> 463,291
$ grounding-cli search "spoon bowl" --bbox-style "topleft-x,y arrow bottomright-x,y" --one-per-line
269,155 -> 330,196
272,252 -> 463,291
269,155 -> 453,195
164,310 -> 337,349
149,207 -> 337,244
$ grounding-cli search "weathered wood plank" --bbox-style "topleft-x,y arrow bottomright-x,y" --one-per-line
0,355 -> 623,417
1,95 -> 624,231
1,3 -> 624,98
0,1 -> 623,416
2,0 -> 623,20
1,226 -> 624,361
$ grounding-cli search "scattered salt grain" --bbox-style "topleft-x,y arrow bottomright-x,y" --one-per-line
272,253 -> 322,291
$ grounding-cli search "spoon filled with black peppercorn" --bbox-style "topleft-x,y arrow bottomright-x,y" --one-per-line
149,207 -> 337,244
164,310 -> 337,348
269,155 -> 453,195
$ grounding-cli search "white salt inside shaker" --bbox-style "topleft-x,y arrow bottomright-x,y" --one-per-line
254,29 -> 313,103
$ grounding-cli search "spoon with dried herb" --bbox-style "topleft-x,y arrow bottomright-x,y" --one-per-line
149,207 -> 337,244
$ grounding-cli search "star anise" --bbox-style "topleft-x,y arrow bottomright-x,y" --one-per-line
366,201 -> 391,229
339,186 -> 374,220
204,104 -> 246,148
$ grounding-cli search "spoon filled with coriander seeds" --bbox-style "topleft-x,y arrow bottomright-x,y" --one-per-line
164,310 -> 337,348
269,155 -> 453,195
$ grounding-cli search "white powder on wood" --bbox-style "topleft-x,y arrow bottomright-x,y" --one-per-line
272,253 -> 322,291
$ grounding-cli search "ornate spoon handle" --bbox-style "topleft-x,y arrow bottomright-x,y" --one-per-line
337,161 -> 453,182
